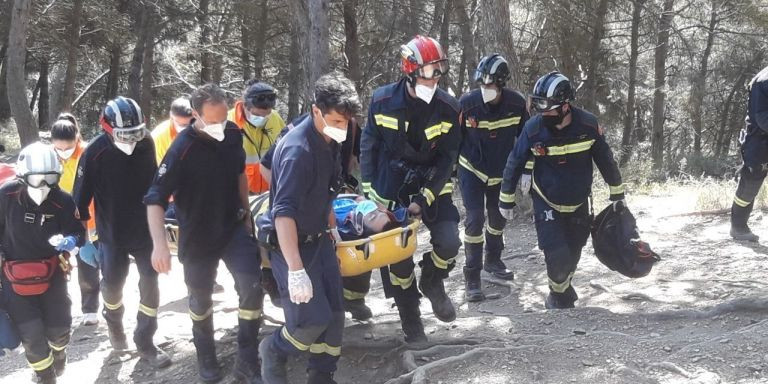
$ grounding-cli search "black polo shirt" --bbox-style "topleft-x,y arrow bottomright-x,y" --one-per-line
143,122 -> 246,262
72,134 -> 156,248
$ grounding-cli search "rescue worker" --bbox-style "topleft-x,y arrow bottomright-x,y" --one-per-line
459,54 -> 529,302
50,113 -> 101,325
731,65 -> 768,242
72,97 -> 171,367
229,80 -> 285,194
145,84 -> 264,383
1,142 -> 85,383
151,97 -> 194,165
258,72 -> 361,384
499,71 -> 625,309
360,35 -> 462,341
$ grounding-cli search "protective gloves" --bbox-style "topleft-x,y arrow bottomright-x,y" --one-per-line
288,269 -> 313,304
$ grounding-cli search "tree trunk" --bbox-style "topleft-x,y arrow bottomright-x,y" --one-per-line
454,0 -> 477,90
307,0 -> 330,102
407,0 -> 421,36
239,3 -> 251,81
479,0 -> 518,86
140,11 -> 157,121
287,0 -> 309,112
287,26 -> 301,120
0,44 -> 10,121
37,57 -> 50,131
58,0 -> 83,113
128,7 -> 147,101
198,0 -> 213,83
105,43 -> 121,100
582,0 -> 610,112
438,0 -> 453,91
689,0 -> 718,158
251,0 -> 269,80
651,0 -> 675,171
342,0 -> 362,91
7,0 -> 37,145
619,0 -> 643,166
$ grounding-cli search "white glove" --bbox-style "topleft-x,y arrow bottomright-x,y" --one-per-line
329,228 -> 342,244
288,269 -> 313,304
500,208 -> 515,221
520,174 -> 531,196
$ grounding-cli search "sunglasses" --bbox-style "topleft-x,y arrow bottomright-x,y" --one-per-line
417,61 -> 449,80
23,172 -> 60,188
529,96 -> 563,112
250,93 -> 277,103
113,125 -> 147,143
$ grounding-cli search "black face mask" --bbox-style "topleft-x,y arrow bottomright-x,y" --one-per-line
541,105 -> 570,129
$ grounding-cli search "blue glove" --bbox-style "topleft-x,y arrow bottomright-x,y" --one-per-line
78,241 -> 99,268
49,235 -> 78,252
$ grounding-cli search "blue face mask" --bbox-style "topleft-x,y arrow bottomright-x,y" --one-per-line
247,113 -> 267,127
355,200 -> 378,217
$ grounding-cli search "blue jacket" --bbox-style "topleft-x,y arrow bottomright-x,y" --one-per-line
459,88 -> 529,183
746,66 -> 768,136
361,79 -> 461,209
499,107 -> 624,212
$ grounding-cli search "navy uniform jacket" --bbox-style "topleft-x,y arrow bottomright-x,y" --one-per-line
745,66 -> 768,137
499,107 -> 624,213
73,134 -> 156,248
143,122 -> 245,261
361,78 -> 461,209
269,115 -> 340,236
459,88 -> 529,184
0,181 -> 85,261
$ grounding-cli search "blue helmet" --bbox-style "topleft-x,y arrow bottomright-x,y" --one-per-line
530,71 -> 574,112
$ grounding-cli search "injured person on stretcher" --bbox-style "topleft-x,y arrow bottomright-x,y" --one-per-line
332,194 -> 408,240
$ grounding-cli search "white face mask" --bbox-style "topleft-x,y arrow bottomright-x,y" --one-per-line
247,114 -> 268,127
319,114 -> 347,143
56,147 -> 76,160
414,83 -> 437,104
481,87 -> 499,104
27,185 -> 51,206
114,141 -> 137,155
202,122 -> 226,142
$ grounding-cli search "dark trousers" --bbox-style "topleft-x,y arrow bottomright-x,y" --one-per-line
2,271 -> 71,372
98,241 -> 158,349
75,241 -> 100,314
732,132 -> 768,225
184,225 -> 263,364
342,272 -> 372,301
532,194 -> 591,299
269,236 -> 344,374
458,167 -> 506,270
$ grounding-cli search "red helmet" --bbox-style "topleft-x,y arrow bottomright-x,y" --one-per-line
400,35 -> 448,78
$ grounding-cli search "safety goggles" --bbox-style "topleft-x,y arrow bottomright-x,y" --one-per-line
113,125 -> 147,143
529,95 -> 563,113
23,172 -> 60,188
416,61 -> 449,80
249,93 -> 277,104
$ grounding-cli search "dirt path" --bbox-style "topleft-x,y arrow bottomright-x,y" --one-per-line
3,187 -> 768,383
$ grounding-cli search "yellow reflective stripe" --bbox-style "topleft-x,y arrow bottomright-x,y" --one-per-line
49,342 -> 67,352
424,124 -> 443,140
464,233 -> 484,244
609,184 -> 625,195
531,139 -> 595,156
309,343 -> 341,356
431,251 -> 454,270
485,224 -> 504,236
440,122 -> 453,133
238,308 -> 262,320
549,272 -> 574,293
499,192 -> 515,204
374,114 -> 399,130
138,304 -> 158,318
361,182 -> 372,194
439,183 -> 454,195
281,327 -> 310,351
369,188 -> 394,207
104,300 -> 123,311
423,189 -> 436,206
459,155 -> 489,183
734,196 -> 751,207
531,177 -> 582,213
343,288 -> 367,300
525,160 -> 534,170
475,116 -> 521,130
488,178 -> 503,186
29,352 -> 54,371
389,272 -> 415,290
189,307 -> 213,321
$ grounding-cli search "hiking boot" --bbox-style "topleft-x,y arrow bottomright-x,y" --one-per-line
137,345 -> 172,369
418,254 -> 456,322
731,202 -> 760,242
197,353 -> 223,383
730,226 -> 759,242
259,335 -> 287,384
52,349 -> 66,376
33,367 -> 56,384
483,258 -> 515,280
394,289 -> 427,343
81,312 -> 99,326
463,267 -> 485,302
307,369 -> 337,384
107,323 -> 128,351
545,286 -> 578,310
343,298 -> 373,321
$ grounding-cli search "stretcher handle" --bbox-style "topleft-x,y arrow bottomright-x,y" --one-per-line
354,239 -> 372,261
400,226 -> 412,249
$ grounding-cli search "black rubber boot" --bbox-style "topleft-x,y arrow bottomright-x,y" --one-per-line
34,366 -> 56,384
103,306 -> 128,351
307,369 -> 338,384
483,252 -> 515,280
135,314 -> 171,369
52,350 -> 66,377
234,356 -> 263,384
259,335 -> 288,384
731,203 -> 759,242
193,317 -> 222,383
343,298 -> 373,321
261,268 -> 282,308
463,267 -> 485,302
393,285 -> 427,343
137,345 -> 172,369
545,286 -> 578,310
418,253 -> 456,322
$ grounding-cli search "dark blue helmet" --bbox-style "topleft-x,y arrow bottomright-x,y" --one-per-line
474,54 -> 510,87
530,71 -> 574,112
100,96 -> 144,134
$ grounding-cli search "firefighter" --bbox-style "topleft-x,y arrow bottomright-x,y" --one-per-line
731,65 -> 768,242
258,72 -> 361,384
1,142 -> 85,383
360,35 -> 462,342
72,97 -> 171,367
50,114 -> 101,325
459,54 -> 529,302
499,71 -> 626,309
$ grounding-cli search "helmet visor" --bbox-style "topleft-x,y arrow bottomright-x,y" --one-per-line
24,172 -> 60,188
530,95 -> 563,112
474,71 -> 495,85
113,125 -> 147,143
416,61 -> 449,80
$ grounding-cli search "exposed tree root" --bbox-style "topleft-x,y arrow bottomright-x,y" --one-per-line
649,297 -> 768,321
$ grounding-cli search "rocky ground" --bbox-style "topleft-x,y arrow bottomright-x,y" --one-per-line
3,185 -> 768,384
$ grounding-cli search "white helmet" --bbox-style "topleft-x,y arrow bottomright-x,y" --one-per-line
16,142 -> 62,187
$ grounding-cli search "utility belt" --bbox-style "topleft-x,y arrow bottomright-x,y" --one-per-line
255,213 -> 326,250
2,254 -> 70,296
